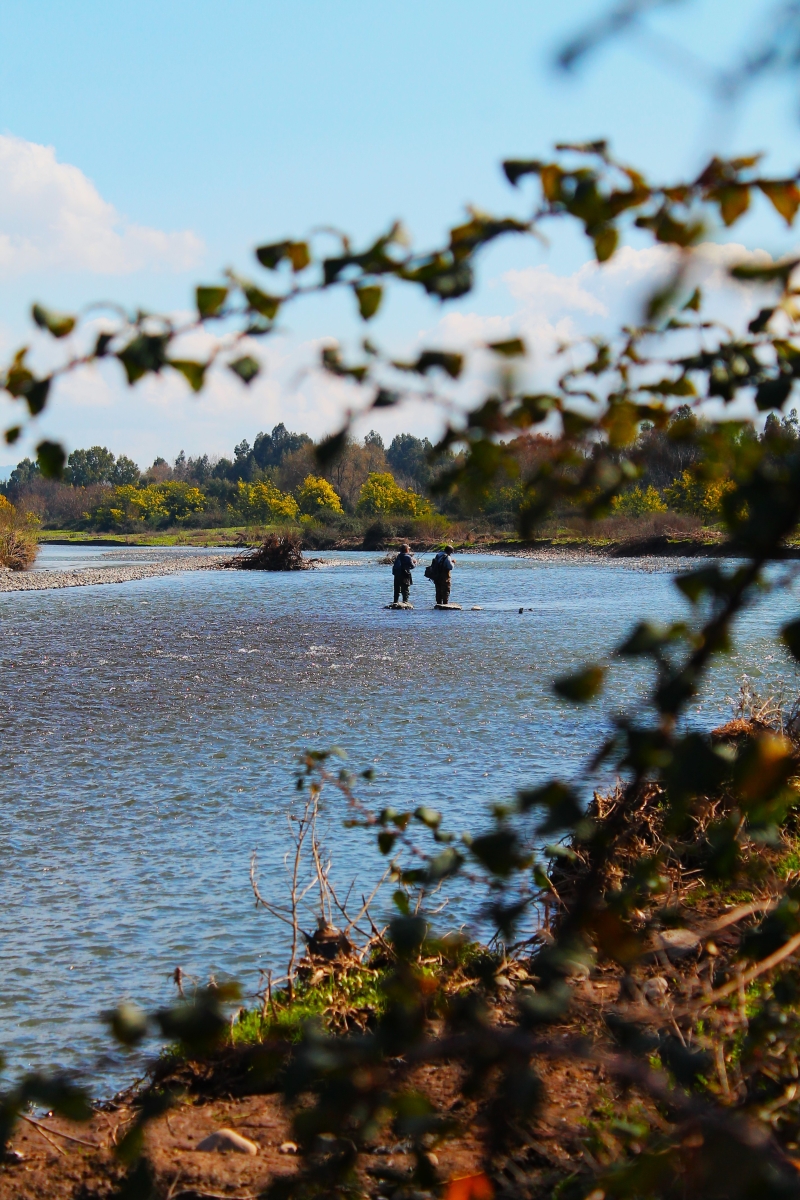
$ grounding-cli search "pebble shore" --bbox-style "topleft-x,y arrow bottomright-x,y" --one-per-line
0,555 -> 229,593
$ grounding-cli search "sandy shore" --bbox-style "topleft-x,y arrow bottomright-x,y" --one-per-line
0,554 -> 229,593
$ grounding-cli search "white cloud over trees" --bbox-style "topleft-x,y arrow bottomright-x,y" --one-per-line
0,135 -> 204,276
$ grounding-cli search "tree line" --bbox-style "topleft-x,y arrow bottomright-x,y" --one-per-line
3,409 -> 796,534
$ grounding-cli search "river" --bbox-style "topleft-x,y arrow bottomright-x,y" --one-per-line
1,547 -> 798,1093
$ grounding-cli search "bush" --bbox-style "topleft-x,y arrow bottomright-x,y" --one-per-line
610,485 -> 667,516
233,480 -> 299,523
112,482 -> 207,524
296,474 -> 343,516
664,469 -> 735,519
0,496 -> 39,570
356,472 -> 432,517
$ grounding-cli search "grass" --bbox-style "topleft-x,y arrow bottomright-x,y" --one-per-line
38,526 -> 256,547
232,962 -> 392,1047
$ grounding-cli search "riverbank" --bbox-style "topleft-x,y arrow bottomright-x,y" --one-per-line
3,727 -> 798,1200
0,554 -> 229,592
37,529 -> 800,559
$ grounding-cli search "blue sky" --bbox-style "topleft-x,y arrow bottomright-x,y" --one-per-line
2,0 -> 799,469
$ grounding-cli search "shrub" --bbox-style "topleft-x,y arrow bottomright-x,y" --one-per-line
610,485 -> 667,516
664,469 -> 735,519
356,472 -> 432,517
0,496 -> 39,570
296,474 -> 343,516
113,482 -> 207,523
233,480 -> 299,523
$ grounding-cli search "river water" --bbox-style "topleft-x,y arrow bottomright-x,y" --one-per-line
1,548 -> 798,1094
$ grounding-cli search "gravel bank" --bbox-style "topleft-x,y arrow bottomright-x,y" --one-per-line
0,555 -> 229,593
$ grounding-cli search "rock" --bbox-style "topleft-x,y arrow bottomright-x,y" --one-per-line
196,1128 -> 259,1155
1,1148 -> 24,1164
384,602 -> 413,609
279,1141 -> 299,1155
434,603 -> 462,610
656,928 -> 701,962
471,606 -> 483,610
642,976 -> 669,1003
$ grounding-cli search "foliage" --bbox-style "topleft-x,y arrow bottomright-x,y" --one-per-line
0,494 -> 39,570
664,469 -> 737,519
113,481 -> 207,524
234,479 -> 299,523
356,471 -> 433,517
610,484 -> 667,516
65,445 -> 140,487
296,474 -> 344,516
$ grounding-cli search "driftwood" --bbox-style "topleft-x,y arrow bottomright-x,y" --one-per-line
223,533 -> 311,572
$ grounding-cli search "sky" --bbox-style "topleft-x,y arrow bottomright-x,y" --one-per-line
2,0 -> 800,471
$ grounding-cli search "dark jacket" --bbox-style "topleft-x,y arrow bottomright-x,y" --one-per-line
433,552 -> 454,575
392,552 -> 415,577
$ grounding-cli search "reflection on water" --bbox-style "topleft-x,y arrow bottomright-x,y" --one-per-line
1,550 -> 797,1092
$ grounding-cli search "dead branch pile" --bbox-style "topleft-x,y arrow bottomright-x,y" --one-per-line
224,533 -> 310,571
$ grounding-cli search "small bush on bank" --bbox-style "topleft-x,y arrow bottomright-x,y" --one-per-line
610,484 -> 667,516
0,496 -> 39,570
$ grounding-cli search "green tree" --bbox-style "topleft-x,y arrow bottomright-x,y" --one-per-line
65,446 -> 117,487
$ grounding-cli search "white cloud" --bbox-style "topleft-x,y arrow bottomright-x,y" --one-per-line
0,135 -> 204,276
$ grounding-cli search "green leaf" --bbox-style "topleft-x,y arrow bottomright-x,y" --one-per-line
502,159 -> 543,186
244,285 -> 281,320
553,664 -> 605,703
5,425 -> 22,444
256,240 -> 310,271
170,360 -> 207,392
758,180 -> 800,226
683,287 -> 702,311
414,350 -> 463,379
105,1002 -> 148,1047
315,428 -> 348,466
195,286 -> 228,319
487,337 -> 526,357
517,781 -> 582,833
373,388 -> 399,408
713,185 -> 750,226
117,334 -> 170,384
414,805 -> 442,828
32,303 -> 76,338
228,356 -> 260,384
378,830 -> 397,855
470,829 -> 531,876
26,378 -> 50,416
755,375 -> 792,411
592,225 -> 618,262
730,257 -> 799,284
36,440 -> 66,479
355,283 -> 383,321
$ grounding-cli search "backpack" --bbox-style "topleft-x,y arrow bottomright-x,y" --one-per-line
425,553 -> 446,581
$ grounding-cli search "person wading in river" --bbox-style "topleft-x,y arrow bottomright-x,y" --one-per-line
392,543 -> 416,604
428,544 -> 455,605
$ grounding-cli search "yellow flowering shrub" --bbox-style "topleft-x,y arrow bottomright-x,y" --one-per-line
234,480 -> 299,523
664,470 -> 735,520
114,482 -> 206,522
356,472 -> 432,517
296,475 -> 343,516
610,485 -> 667,517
